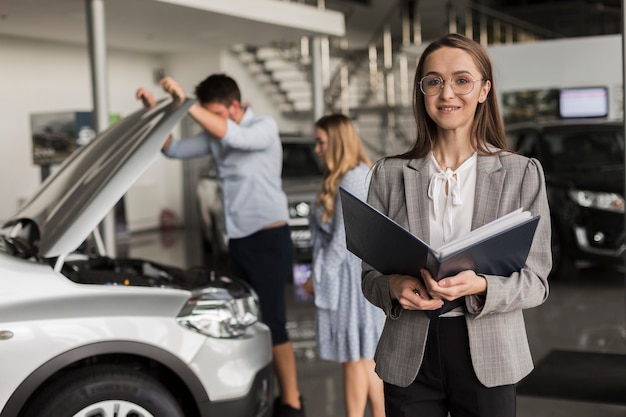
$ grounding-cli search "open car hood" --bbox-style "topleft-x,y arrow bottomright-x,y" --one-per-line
3,98 -> 194,259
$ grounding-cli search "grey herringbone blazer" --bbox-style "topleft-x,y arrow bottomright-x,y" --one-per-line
361,152 -> 552,388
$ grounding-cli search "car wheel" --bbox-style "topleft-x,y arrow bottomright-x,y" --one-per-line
22,365 -> 184,417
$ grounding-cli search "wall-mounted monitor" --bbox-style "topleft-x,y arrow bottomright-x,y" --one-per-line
559,87 -> 608,118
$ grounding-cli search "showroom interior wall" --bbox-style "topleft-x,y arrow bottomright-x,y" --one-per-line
0,31 -> 622,231
0,35 -> 166,225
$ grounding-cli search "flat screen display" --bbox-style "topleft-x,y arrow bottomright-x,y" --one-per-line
559,87 -> 608,118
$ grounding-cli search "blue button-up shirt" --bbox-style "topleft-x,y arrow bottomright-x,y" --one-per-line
164,108 -> 289,239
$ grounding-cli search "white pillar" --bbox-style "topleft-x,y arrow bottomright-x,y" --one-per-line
86,0 -> 115,257
311,36 -> 325,122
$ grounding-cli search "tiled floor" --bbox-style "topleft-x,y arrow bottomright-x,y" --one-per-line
127,228 -> 626,417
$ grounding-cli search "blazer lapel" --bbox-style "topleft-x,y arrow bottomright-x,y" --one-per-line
473,154 -> 505,229
404,158 -> 431,243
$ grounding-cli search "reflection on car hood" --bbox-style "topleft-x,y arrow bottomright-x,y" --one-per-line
4,99 -> 194,258
549,166 -> 624,193
282,177 -> 321,202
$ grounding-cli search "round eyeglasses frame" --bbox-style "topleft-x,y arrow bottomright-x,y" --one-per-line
419,75 -> 484,96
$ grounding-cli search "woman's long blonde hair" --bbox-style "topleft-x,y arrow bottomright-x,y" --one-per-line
315,114 -> 371,222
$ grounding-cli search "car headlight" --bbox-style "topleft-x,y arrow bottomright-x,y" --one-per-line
289,201 -> 311,218
177,286 -> 259,339
568,190 -> 625,213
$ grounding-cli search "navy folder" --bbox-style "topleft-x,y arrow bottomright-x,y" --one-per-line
339,188 -> 540,318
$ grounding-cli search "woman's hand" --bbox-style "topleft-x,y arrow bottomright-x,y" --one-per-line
159,76 -> 186,103
388,274 -> 444,311
421,268 -> 487,301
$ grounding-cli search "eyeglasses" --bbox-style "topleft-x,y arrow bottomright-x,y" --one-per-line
419,74 -> 483,96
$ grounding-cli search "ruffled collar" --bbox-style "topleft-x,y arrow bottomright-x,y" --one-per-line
427,152 -> 477,241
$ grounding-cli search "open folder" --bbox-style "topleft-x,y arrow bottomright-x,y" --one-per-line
339,188 -> 540,318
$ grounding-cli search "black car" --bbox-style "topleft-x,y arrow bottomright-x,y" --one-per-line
506,119 -> 625,278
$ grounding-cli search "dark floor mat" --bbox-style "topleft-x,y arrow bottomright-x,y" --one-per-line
516,350 -> 626,405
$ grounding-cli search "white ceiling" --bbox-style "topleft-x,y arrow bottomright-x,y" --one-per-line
0,0 -> 347,53
1,0 -> 606,57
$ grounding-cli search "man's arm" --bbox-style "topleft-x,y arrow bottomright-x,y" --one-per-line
135,87 -> 175,151
187,104 -> 228,139
159,77 -> 228,139
136,87 -> 157,108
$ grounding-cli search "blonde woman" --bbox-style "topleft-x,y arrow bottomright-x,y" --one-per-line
307,114 -> 386,417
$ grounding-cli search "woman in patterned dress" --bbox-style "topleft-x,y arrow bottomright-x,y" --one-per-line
306,113 -> 386,417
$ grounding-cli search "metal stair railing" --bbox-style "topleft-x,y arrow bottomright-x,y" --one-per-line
449,1 -> 564,46
231,40 -> 315,115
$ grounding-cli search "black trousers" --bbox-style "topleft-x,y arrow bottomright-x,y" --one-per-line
229,224 -> 293,346
384,316 -> 516,417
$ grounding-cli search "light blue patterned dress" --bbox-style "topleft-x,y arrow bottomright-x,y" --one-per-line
309,163 -> 385,362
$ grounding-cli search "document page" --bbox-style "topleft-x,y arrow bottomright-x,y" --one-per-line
436,208 -> 532,258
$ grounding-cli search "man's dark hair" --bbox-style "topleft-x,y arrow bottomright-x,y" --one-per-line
194,73 -> 241,106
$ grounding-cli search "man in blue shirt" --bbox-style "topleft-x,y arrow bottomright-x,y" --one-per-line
137,74 -> 304,417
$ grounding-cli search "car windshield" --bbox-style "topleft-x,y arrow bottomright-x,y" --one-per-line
542,125 -> 624,171
282,142 -> 324,178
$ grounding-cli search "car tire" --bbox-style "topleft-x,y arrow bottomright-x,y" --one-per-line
21,365 -> 184,417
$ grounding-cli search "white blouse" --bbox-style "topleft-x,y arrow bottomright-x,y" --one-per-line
428,152 -> 478,249
427,151 -> 478,317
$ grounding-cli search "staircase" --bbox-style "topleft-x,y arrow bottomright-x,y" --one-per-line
232,42 -> 314,114
231,0 -> 564,159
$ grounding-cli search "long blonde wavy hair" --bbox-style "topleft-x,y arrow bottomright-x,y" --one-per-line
315,114 -> 371,222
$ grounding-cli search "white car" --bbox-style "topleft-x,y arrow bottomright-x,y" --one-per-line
0,99 -> 273,417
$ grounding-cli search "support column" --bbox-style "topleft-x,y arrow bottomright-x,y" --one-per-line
310,36 -> 325,122
86,0 -> 115,257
